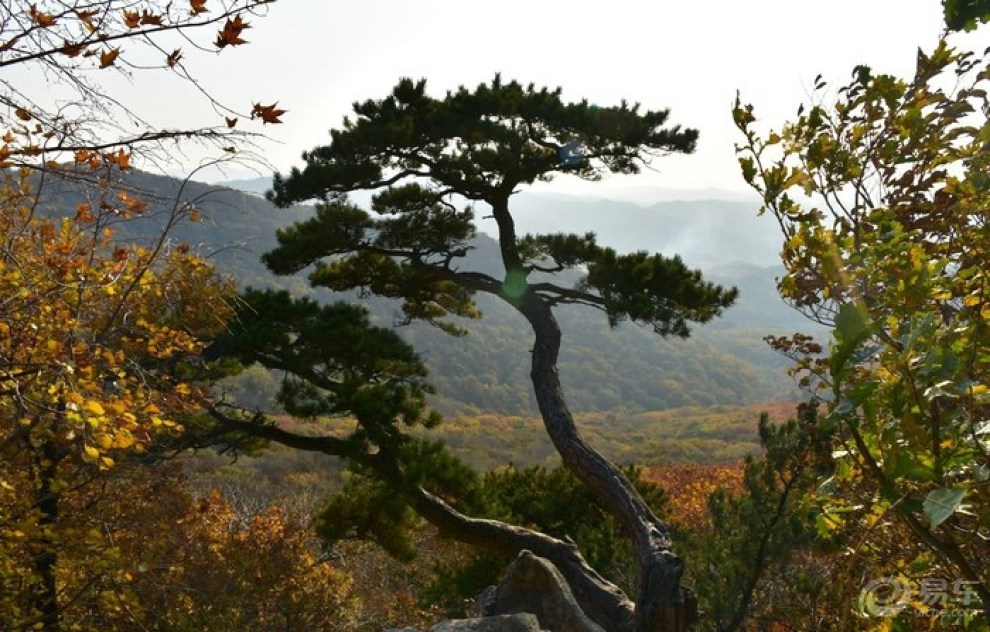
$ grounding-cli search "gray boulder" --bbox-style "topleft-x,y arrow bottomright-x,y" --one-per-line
489,550 -> 605,632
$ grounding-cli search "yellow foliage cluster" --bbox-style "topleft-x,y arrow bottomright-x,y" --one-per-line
0,167 -> 234,628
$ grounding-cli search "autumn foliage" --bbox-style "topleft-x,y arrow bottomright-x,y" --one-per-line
0,0 -> 281,169
0,160 -> 236,627
737,38 -> 990,626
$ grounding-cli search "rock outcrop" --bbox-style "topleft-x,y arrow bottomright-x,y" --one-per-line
388,550 -> 604,632
485,550 -> 606,632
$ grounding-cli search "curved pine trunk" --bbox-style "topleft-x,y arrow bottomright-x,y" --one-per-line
518,292 -> 697,632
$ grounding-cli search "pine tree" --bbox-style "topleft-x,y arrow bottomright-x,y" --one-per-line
214,76 -> 738,631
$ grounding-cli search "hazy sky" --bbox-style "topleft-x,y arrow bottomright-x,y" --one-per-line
122,1 -> 953,196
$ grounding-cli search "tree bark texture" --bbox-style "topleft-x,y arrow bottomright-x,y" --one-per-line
518,292 -> 697,632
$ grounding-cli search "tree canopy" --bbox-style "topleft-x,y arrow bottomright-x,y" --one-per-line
943,0 -> 990,30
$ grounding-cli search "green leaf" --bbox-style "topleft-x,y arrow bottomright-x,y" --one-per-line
889,453 -> 937,482
922,487 -> 966,528
833,302 -> 871,344
846,381 -> 879,408
739,156 -> 757,185
830,302 -> 874,385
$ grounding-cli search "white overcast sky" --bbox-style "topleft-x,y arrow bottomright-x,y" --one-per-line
124,0 -> 957,196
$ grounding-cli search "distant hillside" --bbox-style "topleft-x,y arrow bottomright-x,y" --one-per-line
32,169 -> 313,291
218,176 -> 780,268
212,175 -> 275,197
33,169 -> 823,415
507,193 -> 780,269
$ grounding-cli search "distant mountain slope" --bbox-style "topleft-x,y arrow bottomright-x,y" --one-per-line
507,193 -> 780,268
33,169 -> 822,415
218,176 -> 780,268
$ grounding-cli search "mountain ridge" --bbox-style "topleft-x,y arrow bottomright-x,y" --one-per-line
33,169 -> 820,415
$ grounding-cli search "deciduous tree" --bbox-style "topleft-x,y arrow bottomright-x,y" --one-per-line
736,37 -> 990,627
0,167 -> 234,630
1,2 -> 283,628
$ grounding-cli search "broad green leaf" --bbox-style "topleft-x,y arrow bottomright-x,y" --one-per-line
922,487 -> 966,528
830,302 -> 874,386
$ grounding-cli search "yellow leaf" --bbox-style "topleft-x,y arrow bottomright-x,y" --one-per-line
106,401 -> 126,415
115,432 -> 135,450
83,445 -> 99,462
84,400 -> 105,415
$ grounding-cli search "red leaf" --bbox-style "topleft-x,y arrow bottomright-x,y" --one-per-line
250,102 -> 286,125
215,16 -> 250,48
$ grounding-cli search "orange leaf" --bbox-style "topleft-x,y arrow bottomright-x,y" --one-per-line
116,191 -> 149,213
75,9 -> 99,32
29,4 -> 57,27
215,16 -> 250,48
251,102 -> 286,125
14,108 -> 31,122
123,10 -> 141,29
100,48 -> 120,69
105,148 -> 131,170
75,203 -> 94,222
189,0 -> 208,16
